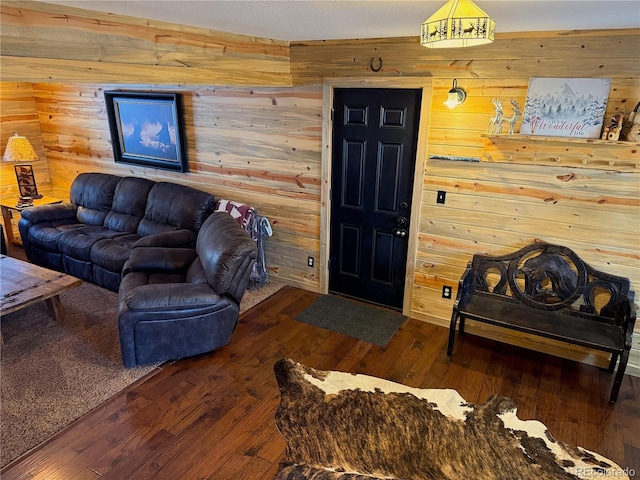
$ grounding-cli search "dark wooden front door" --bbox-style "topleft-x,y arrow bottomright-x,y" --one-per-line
329,88 -> 421,309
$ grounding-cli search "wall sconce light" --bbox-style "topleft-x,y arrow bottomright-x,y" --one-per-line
3,131 -> 42,206
444,79 -> 466,109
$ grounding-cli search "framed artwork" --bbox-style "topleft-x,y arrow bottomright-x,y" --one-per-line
104,91 -> 188,172
520,78 -> 611,138
14,164 -> 41,199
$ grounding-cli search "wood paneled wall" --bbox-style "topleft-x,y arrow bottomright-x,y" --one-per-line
0,1 -> 291,86
30,83 -> 324,289
290,29 -> 640,374
1,1 -> 639,374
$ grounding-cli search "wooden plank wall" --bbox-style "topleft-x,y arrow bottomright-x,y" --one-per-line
1,1 -> 639,373
0,1 -> 291,86
26,83 -> 323,289
0,1 -> 321,290
290,29 -> 640,373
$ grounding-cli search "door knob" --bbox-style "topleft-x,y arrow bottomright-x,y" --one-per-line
393,228 -> 407,238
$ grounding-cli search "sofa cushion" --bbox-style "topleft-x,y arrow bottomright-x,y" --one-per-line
137,182 -> 216,237
123,284 -> 221,311
103,177 -> 155,232
90,233 -> 141,272
58,226 -> 127,261
70,173 -> 121,226
120,271 -> 188,291
25,222 -> 86,252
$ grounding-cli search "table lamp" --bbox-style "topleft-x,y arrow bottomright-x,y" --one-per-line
2,132 -> 42,206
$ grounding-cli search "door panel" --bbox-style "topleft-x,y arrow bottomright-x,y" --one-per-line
376,142 -> 402,213
339,223 -> 361,276
342,141 -> 365,208
330,88 -> 421,309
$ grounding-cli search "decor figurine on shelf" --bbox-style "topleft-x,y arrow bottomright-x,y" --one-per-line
601,113 -> 624,141
487,98 -> 503,134
498,98 -> 521,135
625,101 -> 640,142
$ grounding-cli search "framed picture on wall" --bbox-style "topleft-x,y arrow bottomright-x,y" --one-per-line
520,77 -> 611,138
14,164 -> 41,199
104,91 -> 188,172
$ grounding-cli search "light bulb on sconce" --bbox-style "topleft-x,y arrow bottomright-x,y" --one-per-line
444,79 -> 466,109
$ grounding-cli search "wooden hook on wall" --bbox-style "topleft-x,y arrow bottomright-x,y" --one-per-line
370,57 -> 382,72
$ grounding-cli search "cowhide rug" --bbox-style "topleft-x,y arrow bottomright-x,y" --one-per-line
273,359 -> 628,480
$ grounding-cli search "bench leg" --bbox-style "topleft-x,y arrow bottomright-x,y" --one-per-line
447,312 -> 459,356
608,353 -> 618,373
609,349 -> 629,403
459,317 -> 466,335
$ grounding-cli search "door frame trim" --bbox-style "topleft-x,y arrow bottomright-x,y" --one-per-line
321,77 -> 434,316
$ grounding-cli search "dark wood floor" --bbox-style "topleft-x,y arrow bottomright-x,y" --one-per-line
2,285 -> 639,479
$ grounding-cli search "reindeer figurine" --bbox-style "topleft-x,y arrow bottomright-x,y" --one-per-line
498,99 -> 522,135
487,98 -> 503,134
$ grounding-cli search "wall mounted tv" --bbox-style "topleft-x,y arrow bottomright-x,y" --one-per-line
104,91 -> 188,172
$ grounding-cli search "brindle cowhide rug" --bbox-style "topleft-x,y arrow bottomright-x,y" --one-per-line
273,359 -> 628,480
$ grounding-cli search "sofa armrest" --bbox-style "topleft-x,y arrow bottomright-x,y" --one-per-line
20,203 -> 77,224
133,229 -> 197,248
122,247 -> 197,276
123,283 -> 221,311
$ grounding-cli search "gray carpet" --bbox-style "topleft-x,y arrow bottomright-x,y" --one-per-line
0,254 -> 284,467
295,294 -> 406,346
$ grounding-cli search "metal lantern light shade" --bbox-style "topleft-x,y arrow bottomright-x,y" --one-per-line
444,79 -> 466,109
3,132 -> 42,204
421,0 -> 495,48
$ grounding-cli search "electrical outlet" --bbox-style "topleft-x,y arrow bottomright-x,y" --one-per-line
308,256 -> 314,267
442,285 -> 452,299
437,191 -> 446,204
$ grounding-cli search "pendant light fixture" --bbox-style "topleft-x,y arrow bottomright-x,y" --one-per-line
421,0 -> 495,48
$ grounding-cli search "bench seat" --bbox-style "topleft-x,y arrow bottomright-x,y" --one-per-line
458,293 -> 624,355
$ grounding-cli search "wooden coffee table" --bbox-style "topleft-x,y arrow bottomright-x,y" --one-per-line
0,255 -> 82,342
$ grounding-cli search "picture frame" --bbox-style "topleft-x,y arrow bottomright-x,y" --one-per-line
520,77 -> 611,138
14,164 -> 41,199
104,91 -> 188,172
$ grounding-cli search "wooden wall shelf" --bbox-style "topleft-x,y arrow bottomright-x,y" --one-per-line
481,134 -> 640,172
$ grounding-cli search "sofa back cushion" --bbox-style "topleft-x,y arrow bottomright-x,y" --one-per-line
196,212 -> 257,303
71,173 -> 122,226
137,182 -> 216,237
104,177 -> 155,233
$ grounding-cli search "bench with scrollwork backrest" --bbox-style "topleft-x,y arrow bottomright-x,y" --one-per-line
447,242 -> 636,403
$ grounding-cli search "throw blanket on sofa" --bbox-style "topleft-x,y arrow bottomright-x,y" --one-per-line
216,199 -> 254,228
216,199 -> 272,290
273,359 -> 629,480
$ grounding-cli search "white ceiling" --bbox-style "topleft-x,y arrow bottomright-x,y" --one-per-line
40,0 -> 640,42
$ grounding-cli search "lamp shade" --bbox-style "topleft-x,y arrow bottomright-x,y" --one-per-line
421,0 -> 495,48
3,132 -> 38,163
